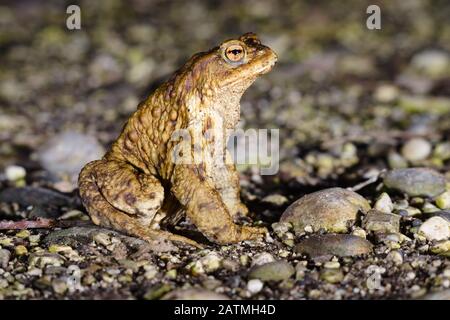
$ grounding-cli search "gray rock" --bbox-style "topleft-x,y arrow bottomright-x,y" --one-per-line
280,188 -> 370,233
37,131 -> 104,181
362,210 -> 401,233
162,288 -> 229,300
0,187 -> 74,218
44,226 -> 177,252
0,249 -> 11,268
295,234 -> 373,258
248,261 -> 295,281
383,168 -> 446,197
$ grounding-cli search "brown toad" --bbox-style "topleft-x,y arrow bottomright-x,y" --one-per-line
78,33 -> 277,247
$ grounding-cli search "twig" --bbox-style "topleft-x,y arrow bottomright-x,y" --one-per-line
0,217 -> 55,230
0,218 -> 92,230
347,170 -> 385,192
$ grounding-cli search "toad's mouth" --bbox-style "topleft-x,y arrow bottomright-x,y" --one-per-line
222,48 -> 278,88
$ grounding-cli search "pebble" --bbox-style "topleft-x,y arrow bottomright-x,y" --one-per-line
351,227 -> 367,238
28,252 -> 65,268
247,279 -> 264,294
280,188 -> 370,234
418,217 -> 449,241
52,279 -> 68,294
0,249 -> 11,268
410,49 -> 449,78
374,84 -> 399,103
383,168 -> 446,197
37,131 -> 105,181
162,288 -> 229,300
362,210 -> 400,233
4,165 -> 26,182
386,250 -> 403,265
320,268 -> 344,284
401,138 -> 432,161
262,194 -> 289,206
248,261 -> 295,281
295,234 -> 373,258
388,151 -> 408,169
250,252 -> 275,267
199,252 -> 222,273
15,245 -> 28,256
374,192 -> 394,213
430,240 -> 449,255
435,191 -> 450,210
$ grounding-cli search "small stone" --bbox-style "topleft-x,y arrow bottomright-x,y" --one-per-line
5,165 -> 26,182
0,249 -> 11,268
388,151 -> 408,169
15,245 -> 28,256
384,168 -> 446,197
144,284 -> 173,300
374,84 -> 399,103
418,217 -> 449,241
436,191 -> 450,210
165,269 -> 177,279
352,227 -> 367,238
240,255 -> 249,266
143,265 -> 158,280
248,261 -> 295,281
411,49 -> 449,78
280,188 -> 370,234
251,252 -> 275,267
295,234 -> 372,258
320,268 -> 344,284
199,252 -> 222,273
52,279 -> 68,294
386,250 -> 403,265
247,279 -> 264,294
262,194 -> 289,206
362,210 -> 400,233
295,261 -> 308,280
271,222 -> 292,236
374,193 -> 394,213
28,252 -> 65,268
15,230 -> 30,239
401,138 -> 432,161
222,259 -> 240,272
430,240 -> 450,255
93,232 -> 111,246
423,202 -> 440,213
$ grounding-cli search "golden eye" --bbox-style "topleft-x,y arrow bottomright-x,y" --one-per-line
224,44 -> 245,63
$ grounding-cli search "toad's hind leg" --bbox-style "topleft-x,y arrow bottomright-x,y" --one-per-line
78,160 -> 202,248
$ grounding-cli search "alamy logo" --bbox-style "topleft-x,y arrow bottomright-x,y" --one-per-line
170,111 -> 279,175
66,5 -> 81,30
366,5 -> 381,30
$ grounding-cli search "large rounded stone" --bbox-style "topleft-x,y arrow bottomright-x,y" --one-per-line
37,130 -> 105,181
280,188 -> 370,233
248,261 -> 295,281
383,168 -> 446,197
295,234 -> 373,258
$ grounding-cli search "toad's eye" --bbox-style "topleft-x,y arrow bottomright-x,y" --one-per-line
224,44 -> 245,64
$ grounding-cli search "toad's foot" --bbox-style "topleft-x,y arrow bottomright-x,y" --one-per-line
78,160 -> 203,249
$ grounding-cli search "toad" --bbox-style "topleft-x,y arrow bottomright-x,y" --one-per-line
78,33 -> 277,247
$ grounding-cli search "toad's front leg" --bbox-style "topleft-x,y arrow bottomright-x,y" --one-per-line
170,164 -> 267,244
